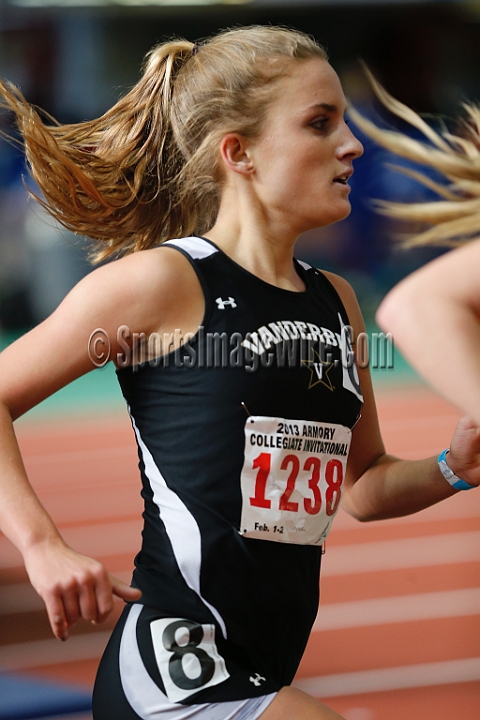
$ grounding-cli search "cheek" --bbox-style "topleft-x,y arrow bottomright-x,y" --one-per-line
302,156 -> 332,185
263,157 -> 297,193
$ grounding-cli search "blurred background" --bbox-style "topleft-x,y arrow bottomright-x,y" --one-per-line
0,2 -> 480,720
1,0 -> 480,335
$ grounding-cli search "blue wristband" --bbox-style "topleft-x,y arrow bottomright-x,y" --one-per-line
438,449 -> 476,491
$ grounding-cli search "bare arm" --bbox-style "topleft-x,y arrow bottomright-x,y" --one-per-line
324,272 -> 480,522
376,239 -> 480,427
0,247 -> 204,639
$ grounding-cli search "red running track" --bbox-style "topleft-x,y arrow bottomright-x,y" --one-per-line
0,383 -> 479,719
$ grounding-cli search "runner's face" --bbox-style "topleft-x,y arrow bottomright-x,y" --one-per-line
250,59 -> 364,233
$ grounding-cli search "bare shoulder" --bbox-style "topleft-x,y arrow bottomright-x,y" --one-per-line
0,245 -> 203,419
72,245 -> 200,323
54,244 -> 205,369
420,238 -> 480,281
395,239 -> 480,305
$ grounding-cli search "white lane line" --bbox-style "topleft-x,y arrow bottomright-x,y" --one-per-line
313,587 -> 480,631
293,657 -> 480,698
333,491 -> 480,529
2,528 -> 479,577
379,415 -> 459,432
0,632 -> 111,669
321,530 -> 480,576
16,418 -> 126,436
18,416 -> 457,463
0,584 -> 44,613
0,520 -> 142,569
0,572 -> 133,615
22,446 -> 136,466
3,583 -> 478,632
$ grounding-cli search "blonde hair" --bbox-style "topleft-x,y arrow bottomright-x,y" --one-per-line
0,25 -> 326,262
349,69 -> 480,248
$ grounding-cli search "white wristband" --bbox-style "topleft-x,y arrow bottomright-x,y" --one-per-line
438,449 -> 476,491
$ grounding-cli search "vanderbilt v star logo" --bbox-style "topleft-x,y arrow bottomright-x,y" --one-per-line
215,296 -> 237,309
301,349 -> 334,391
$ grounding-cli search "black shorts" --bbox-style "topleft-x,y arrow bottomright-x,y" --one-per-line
92,604 -> 276,720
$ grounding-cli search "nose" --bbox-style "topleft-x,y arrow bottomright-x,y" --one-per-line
339,122 -> 364,160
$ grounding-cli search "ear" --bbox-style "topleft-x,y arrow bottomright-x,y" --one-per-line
219,133 -> 254,176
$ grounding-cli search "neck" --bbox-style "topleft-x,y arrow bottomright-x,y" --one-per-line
205,186 -> 305,292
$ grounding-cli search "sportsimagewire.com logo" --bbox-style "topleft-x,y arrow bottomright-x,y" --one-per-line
87,323 -> 394,374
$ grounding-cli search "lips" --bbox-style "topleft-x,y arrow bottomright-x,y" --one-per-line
333,170 -> 353,184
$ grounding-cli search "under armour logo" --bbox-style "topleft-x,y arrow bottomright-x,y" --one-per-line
216,296 -> 237,310
249,673 -> 266,686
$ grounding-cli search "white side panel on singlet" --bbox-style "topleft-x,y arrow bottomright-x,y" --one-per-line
119,603 -> 171,719
130,414 -> 227,638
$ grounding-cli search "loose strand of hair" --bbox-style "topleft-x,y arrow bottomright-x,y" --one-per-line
349,91 -> 480,246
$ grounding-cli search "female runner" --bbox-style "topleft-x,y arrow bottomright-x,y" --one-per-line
350,78 -> 480,429
0,25 -> 479,720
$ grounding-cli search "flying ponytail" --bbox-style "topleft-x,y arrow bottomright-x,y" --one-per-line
0,26 -> 326,261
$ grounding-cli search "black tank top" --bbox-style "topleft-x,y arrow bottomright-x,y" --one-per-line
116,236 -> 363,702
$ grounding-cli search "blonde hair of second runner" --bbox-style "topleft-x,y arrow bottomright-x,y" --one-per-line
349,68 -> 480,248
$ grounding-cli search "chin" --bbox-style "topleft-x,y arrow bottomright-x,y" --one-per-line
313,202 -> 352,229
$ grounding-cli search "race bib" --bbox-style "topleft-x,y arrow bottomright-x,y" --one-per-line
150,617 -> 229,703
239,416 -> 352,545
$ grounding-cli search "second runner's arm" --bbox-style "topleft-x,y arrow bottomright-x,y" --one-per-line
324,272 -> 480,521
